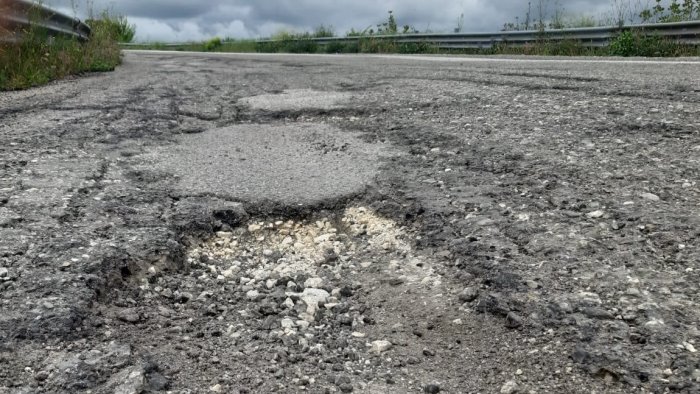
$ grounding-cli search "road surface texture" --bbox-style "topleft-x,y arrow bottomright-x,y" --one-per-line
0,51 -> 699,393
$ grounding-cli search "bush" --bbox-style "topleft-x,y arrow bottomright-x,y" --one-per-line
0,10 -> 123,90
609,30 -> 680,57
86,12 -> 136,43
203,37 -> 223,51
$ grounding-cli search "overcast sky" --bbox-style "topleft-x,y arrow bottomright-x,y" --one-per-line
46,0 -> 646,42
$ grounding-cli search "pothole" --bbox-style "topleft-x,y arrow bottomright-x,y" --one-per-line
97,205 -> 459,392
141,123 -> 389,205
237,89 -> 352,112
185,206 -> 439,324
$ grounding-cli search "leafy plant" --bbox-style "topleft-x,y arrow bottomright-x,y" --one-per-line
203,37 -> 222,51
640,0 -> 699,22
609,29 -> 681,56
86,12 -> 136,43
377,11 -> 398,35
314,25 -> 335,38
0,7 -> 122,90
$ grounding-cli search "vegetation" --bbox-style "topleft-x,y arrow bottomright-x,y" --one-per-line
640,0 -> 700,22
86,12 -> 136,43
0,7 -> 124,91
124,39 -> 258,53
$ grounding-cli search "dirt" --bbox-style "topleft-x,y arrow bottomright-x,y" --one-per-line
0,52 -> 699,393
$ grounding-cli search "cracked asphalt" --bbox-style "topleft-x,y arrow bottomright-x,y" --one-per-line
0,51 -> 699,393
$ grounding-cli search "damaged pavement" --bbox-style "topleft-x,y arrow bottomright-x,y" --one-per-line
0,52 -> 699,393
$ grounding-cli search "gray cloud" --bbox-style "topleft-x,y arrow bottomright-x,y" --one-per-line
46,0 -> 643,42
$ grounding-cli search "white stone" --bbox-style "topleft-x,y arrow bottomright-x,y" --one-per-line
297,288 -> 330,315
370,340 -> 393,353
246,290 -> 260,300
304,277 -> 324,289
586,210 -> 605,218
640,192 -> 660,202
500,381 -> 519,394
684,342 -> 697,353
281,318 -> 295,329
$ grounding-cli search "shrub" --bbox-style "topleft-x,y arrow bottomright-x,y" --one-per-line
86,12 -> 136,43
609,30 -> 679,57
0,9 -> 123,90
203,37 -> 223,51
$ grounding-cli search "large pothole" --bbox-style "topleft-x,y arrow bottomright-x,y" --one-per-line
105,205 -> 450,392
142,123 -> 389,205
185,206 -> 439,325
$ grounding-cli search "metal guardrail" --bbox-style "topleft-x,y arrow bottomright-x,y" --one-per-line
0,0 -> 90,43
262,21 -> 700,49
118,21 -> 700,51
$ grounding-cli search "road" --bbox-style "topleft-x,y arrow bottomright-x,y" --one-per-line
0,51 -> 699,393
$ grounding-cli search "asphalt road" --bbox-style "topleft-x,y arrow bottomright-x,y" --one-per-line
0,52 -> 698,393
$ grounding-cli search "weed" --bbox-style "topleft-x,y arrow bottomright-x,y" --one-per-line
86,12 -> 135,43
0,4 -> 123,90
608,29 -> 694,56
203,37 -> 223,51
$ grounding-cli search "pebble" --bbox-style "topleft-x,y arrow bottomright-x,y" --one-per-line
116,309 -> 141,323
640,192 -> 660,202
210,384 -> 222,392
298,288 -> 330,315
424,384 -> 441,393
586,210 -> 605,219
34,370 -> 49,381
304,277 -> 324,289
147,372 -> 170,391
458,287 -> 479,303
0,267 -> 8,279
281,318 -> 295,329
500,380 -> 519,394
109,366 -> 145,394
246,290 -> 260,300
684,342 -> 697,353
370,340 -> 393,353
505,312 -> 523,329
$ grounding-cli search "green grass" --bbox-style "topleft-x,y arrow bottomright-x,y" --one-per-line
125,36 -> 700,57
125,28 -> 699,58
123,39 -> 258,53
0,11 -> 122,91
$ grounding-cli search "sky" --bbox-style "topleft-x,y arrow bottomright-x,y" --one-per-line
45,0 -> 642,43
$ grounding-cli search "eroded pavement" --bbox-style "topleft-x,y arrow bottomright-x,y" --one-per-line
0,52 -> 699,393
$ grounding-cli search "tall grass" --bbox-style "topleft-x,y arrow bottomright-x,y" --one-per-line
0,6 -> 122,91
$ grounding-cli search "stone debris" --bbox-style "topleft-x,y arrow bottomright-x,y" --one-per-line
370,340 -> 393,354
